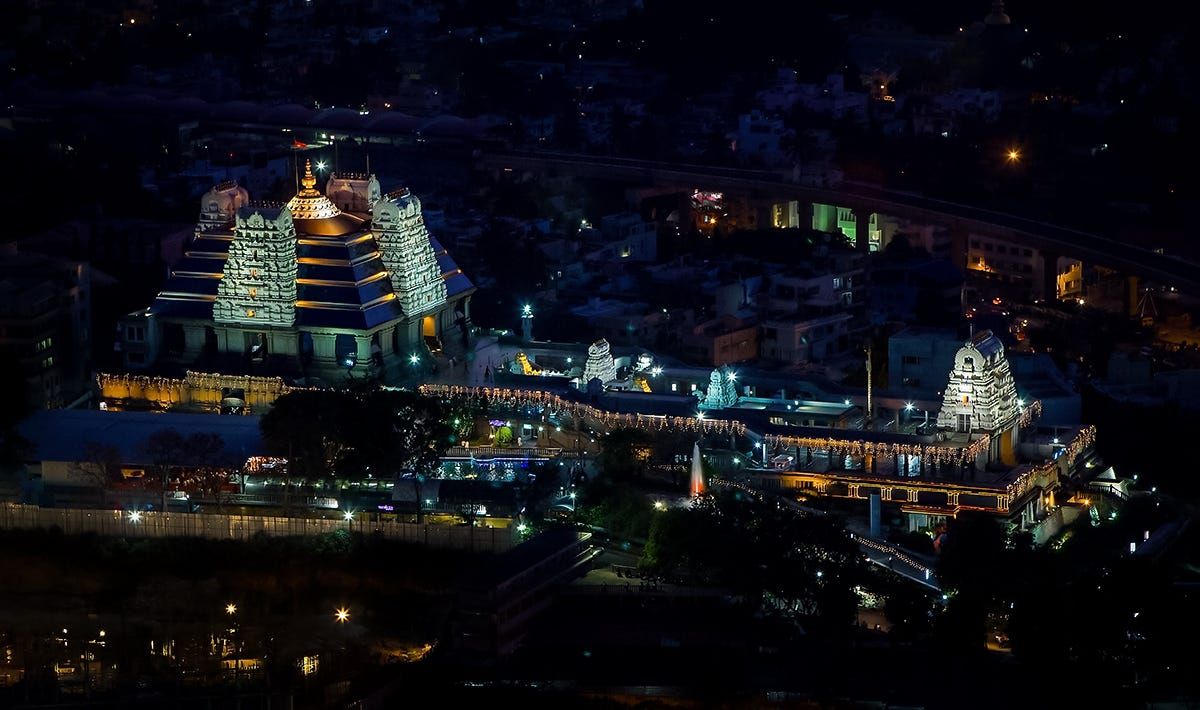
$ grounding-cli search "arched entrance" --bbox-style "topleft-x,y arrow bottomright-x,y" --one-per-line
422,315 -> 441,354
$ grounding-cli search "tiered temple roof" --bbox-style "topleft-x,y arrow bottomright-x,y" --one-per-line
152,161 -> 473,331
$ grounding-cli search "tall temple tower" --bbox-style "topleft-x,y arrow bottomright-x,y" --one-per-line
213,206 -> 298,328
126,155 -> 474,383
372,189 -> 447,317
937,330 -> 1021,464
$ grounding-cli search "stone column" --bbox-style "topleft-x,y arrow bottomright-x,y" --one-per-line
183,325 -> 207,356
311,332 -> 337,363
355,335 -> 372,363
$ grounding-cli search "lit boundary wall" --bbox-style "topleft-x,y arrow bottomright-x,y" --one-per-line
95,377 -> 1048,474
764,425 -> 1095,515
97,371 -> 297,413
0,503 -> 515,552
418,385 -> 1045,469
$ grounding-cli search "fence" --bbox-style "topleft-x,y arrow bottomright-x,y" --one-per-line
0,503 -> 514,553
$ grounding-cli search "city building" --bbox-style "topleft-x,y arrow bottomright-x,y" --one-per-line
453,529 -> 596,659
0,250 -> 92,409
115,161 -> 474,384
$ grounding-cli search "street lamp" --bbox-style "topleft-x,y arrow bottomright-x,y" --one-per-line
315,160 -> 328,173
410,353 -> 420,365
1005,148 -> 1021,163
343,510 -> 355,522
225,603 -> 238,616
128,511 -> 142,524
904,402 -> 914,412
653,500 -> 666,511
335,608 -> 350,623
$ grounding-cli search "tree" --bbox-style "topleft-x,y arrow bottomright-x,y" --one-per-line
184,432 -> 228,511
142,428 -> 186,513
71,442 -> 121,503
348,390 -> 453,523
596,428 -> 654,482
261,390 -> 359,506
641,490 -> 866,633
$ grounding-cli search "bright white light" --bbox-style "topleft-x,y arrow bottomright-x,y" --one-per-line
904,402 -> 914,411
343,511 -> 354,521
651,366 -> 663,376
653,501 -> 666,511
128,511 -> 142,523
225,603 -> 238,615
726,371 -> 737,382
696,411 -> 706,420
844,399 -> 851,406
1017,398 -> 1025,407
335,608 -> 350,623
516,523 -> 528,532
315,160 -> 327,172
522,304 -> 533,317
410,354 -> 420,364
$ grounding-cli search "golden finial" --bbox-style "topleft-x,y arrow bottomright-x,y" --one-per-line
300,158 -> 317,191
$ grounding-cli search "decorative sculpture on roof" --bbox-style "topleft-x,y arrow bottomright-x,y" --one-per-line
700,365 -> 739,410
372,190 -> 447,317
936,330 -> 1019,434
199,181 -> 249,231
325,172 -> 382,212
582,338 -> 617,387
213,207 -> 298,327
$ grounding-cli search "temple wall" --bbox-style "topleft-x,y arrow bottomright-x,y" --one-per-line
97,371 -> 294,414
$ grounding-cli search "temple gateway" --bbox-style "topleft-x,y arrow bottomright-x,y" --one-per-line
118,160 -> 474,384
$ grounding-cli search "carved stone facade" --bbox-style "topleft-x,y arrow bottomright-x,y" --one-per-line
937,331 -> 1019,434
372,190 -> 447,317
130,161 -> 474,384
325,173 -> 381,213
213,207 -> 298,327
701,366 -> 739,410
582,338 -> 618,386
198,180 -> 249,232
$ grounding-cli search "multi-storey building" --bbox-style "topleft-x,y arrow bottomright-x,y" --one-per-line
0,251 -> 92,409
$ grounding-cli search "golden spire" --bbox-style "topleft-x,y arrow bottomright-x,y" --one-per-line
300,158 -> 317,192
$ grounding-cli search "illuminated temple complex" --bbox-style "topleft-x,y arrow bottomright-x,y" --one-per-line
759,330 -> 1096,537
117,161 -> 473,385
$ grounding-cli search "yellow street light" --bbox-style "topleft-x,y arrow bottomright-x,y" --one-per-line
1006,148 -> 1021,163
225,603 -> 238,615
335,607 -> 350,623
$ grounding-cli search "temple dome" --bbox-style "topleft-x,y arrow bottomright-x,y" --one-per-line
286,159 -> 364,236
